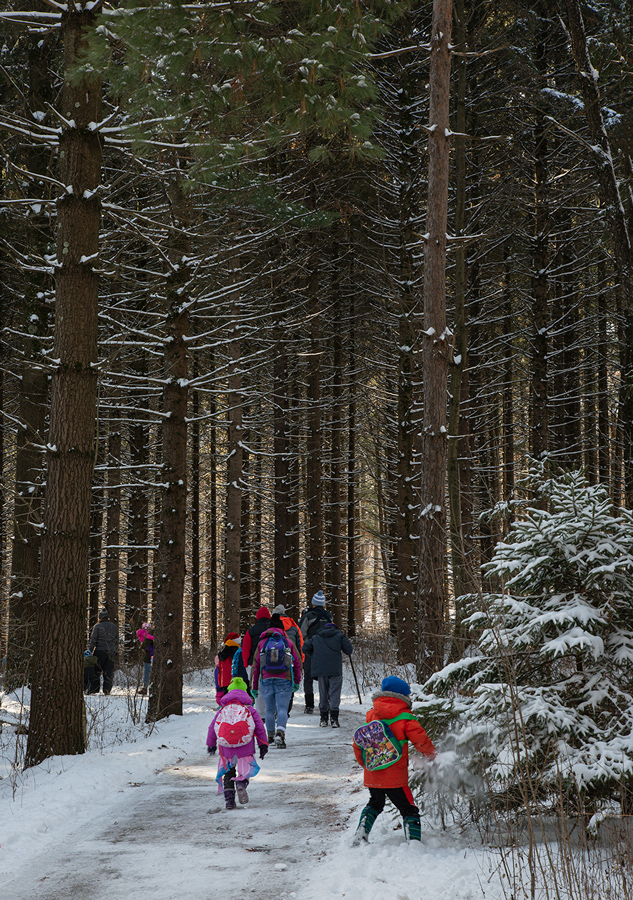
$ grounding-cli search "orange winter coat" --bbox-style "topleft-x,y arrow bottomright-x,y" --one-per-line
353,693 -> 436,789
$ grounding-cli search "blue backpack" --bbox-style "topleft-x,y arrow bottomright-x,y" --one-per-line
261,633 -> 291,675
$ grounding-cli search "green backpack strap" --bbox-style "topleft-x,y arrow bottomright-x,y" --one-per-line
383,711 -> 417,727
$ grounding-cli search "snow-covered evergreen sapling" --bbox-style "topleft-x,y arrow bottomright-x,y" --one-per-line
415,468 -> 633,812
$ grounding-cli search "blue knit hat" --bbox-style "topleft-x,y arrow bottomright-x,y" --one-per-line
312,590 -> 326,607
381,676 -> 411,697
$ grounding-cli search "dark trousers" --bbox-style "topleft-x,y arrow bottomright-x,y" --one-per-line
367,786 -> 419,819
303,655 -> 315,707
89,651 -> 115,694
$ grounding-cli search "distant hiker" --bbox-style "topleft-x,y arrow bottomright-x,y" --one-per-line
87,609 -> 119,695
272,604 -> 304,718
251,613 -> 302,749
297,590 -> 332,714
206,676 -> 269,810
241,606 -> 271,718
352,676 -> 436,845
83,650 -> 97,693
215,632 -> 249,704
136,622 -> 154,696
303,620 -> 352,727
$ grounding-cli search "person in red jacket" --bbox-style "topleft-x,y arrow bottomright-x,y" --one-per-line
352,676 -> 436,844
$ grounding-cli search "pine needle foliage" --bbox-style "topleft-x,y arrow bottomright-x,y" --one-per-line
416,465 -> 633,811
77,0 -> 401,187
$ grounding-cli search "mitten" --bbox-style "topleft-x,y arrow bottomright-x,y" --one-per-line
259,745 -> 268,760
207,746 -> 216,755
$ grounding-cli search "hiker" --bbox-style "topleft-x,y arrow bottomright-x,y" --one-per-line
83,649 -> 97,693
215,632 -> 249,704
136,622 -> 154,695
206,676 -> 269,810
251,612 -> 302,749
352,676 -> 436,844
87,609 -> 119,695
241,606 -> 271,718
303,619 -> 352,727
297,590 -> 332,714
272,604 -> 304,718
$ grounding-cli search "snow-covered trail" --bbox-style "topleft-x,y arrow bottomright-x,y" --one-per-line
1,676 -> 497,900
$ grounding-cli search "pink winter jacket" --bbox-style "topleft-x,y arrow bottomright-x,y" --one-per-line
206,689 -> 268,757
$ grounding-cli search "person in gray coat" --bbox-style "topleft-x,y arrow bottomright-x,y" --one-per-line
87,610 -> 119,694
303,622 -> 352,728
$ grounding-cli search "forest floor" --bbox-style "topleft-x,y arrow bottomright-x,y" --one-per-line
0,670 -> 497,900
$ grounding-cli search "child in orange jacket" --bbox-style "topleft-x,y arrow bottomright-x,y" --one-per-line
352,676 -> 435,844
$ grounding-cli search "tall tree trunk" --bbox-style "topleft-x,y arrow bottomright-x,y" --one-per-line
417,0 -> 452,681
447,0 -> 476,646
240,428 -> 251,631
224,305 -> 243,633
305,255 -> 324,602
328,246 -> 344,626
89,437 -> 104,629
6,308 -> 49,690
394,41 -> 423,664
190,373 -> 201,652
103,427 -> 121,623
125,388 -> 149,649
273,331 -> 290,607
147,185 -> 189,722
5,16 -> 54,691
25,2 -> 102,767
347,304 -> 356,636
530,9 -> 549,461
208,358 -> 218,644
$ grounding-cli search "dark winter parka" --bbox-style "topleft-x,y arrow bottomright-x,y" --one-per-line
303,622 -> 352,677
88,619 -> 119,660
298,606 -> 332,640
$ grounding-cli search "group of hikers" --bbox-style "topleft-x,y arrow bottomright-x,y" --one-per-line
83,610 -> 153,695
207,589 -> 437,844
82,590 -> 436,844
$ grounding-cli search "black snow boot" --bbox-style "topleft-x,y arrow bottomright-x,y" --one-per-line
304,705 -> 314,714
224,789 -> 236,810
403,815 -> 422,842
319,712 -> 329,727
235,779 -> 249,804
330,710 -> 340,727
352,805 -> 379,846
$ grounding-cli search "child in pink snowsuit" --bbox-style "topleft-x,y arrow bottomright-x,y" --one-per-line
206,677 -> 269,809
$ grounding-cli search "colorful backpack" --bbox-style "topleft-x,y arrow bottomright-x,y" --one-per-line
353,712 -> 417,771
261,632 -> 291,675
214,703 -> 255,749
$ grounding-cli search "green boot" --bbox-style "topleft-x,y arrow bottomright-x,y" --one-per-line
403,815 -> 421,842
352,805 -> 379,846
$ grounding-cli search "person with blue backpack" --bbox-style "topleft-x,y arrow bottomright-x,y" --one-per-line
251,612 -> 302,749
352,676 -> 436,845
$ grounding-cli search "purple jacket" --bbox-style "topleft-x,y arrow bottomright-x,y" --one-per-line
206,689 -> 268,757
251,627 -> 302,688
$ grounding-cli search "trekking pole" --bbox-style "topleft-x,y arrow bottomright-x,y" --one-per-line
349,654 -> 363,705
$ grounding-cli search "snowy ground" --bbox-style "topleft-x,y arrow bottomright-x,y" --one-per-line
0,670 -> 500,900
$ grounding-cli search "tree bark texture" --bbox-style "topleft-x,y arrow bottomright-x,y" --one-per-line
147,297 -> 188,721
104,428 -> 121,622
25,2 -> 101,767
273,332 -> 290,607
417,0 -> 452,682
224,312 -> 243,633
147,184 -> 190,721
190,380 -> 201,651
305,256 -> 324,602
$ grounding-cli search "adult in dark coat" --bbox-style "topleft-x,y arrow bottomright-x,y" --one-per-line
303,621 -> 352,727
87,610 -> 119,694
297,590 -> 332,713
